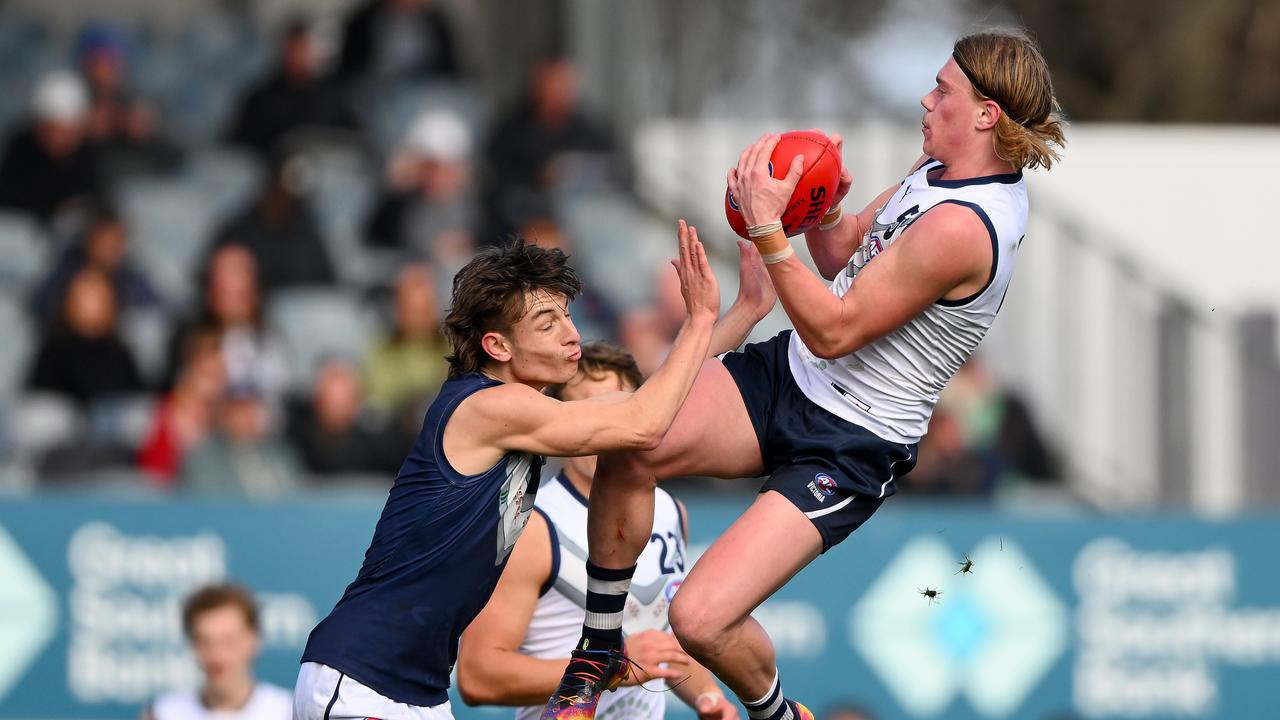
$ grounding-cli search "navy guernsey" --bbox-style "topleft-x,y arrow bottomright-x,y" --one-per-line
301,373 -> 543,707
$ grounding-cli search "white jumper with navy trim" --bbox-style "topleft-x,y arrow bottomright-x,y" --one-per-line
788,159 -> 1029,444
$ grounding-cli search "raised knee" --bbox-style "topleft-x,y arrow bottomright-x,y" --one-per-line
668,591 -> 721,658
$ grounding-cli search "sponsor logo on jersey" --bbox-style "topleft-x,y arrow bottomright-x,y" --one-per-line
664,579 -> 682,602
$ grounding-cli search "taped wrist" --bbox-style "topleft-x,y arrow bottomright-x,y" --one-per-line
747,223 -> 793,264
747,221 -> 790,256
818,206 -> 843,231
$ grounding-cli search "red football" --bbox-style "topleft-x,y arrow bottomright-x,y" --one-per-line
725,130 -> 842,239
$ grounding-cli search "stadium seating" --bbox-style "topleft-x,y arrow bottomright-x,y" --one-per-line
266,287 -> 379,393
0,212 -> 52,293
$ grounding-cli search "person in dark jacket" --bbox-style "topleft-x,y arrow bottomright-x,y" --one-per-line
31,204 -> 161,324
337,0 -> 462,83
28,266 -> 144,406
210,153 -> 335,293
226,19 -> 357,159
0,71 -> 100,222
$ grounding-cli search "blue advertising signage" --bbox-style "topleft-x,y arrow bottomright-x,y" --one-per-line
1,496 -> 1277,719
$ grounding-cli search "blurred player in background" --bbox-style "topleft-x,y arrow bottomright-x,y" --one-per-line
543,29 -> 1066,720
143,583 -> 291,720
294,224 -> 774,720
457,341 -> 741,720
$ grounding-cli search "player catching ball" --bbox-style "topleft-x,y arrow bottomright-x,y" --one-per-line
542,29 -> 1066,720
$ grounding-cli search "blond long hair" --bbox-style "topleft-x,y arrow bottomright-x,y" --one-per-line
953,30 -> 1067,170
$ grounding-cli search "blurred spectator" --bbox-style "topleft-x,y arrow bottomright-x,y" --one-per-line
901,407 -> 990,496
143,583 -> 292,720
289,359 -> 399,477
618,264 -> 685,375
182,386 -> 301,499
942,359 -> 1060,485
822,703 -> 876,720
166,245 -> 290,412
481,55 -> 616,243
364,110 -> 475,267
138,330 -> 227,485
31,203 -> 162,325
211,153 -> 335,293
363,263 -> 449,416
522,216 -> 620,343
338,0 -> 462,83
227,19 -> 357,159
28,267 -> 145,407
75,23 -> 182,181
0,70 -> 100,222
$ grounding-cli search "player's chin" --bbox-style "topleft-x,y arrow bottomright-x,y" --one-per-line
550,357 -> 578,384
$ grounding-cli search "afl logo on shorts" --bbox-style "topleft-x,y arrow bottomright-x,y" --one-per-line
815,473 -> 837,495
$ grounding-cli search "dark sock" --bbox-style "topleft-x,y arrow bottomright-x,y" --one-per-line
742,673 -> 796,720
578,560 -> 635,651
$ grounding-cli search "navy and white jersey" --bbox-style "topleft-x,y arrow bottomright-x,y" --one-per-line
301,373 -> 542,708
789,159 -> 1028,444
515,473 -> 687,720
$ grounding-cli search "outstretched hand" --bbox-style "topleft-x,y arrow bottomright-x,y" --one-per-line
726,133 -> 804,228
734,239 -> 776,321
672,219 -> 720,322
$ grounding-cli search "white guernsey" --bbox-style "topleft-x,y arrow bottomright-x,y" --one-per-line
516,473 -> 687,720
790,159 -> 1028,449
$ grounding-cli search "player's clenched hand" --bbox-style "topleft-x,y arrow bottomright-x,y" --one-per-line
726,133 -> 803,227
620,630 -> 689,686
735,239 -> 776,322
671,219 -> 720,323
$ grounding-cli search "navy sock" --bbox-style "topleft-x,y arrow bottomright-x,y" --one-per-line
742,673 -> 796,720
578,560 -> 635,651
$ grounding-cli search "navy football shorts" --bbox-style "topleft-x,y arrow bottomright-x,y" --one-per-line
721,331 -> 918,552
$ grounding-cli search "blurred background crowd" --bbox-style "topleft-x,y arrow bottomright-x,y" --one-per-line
0,0 -> 1064,501
6,2 -> 1280,720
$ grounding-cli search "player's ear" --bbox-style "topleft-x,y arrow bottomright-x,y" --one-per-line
481,331 -> 513,364
976,98 -> 1001,131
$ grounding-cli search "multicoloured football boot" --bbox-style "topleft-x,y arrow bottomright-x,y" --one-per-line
539,647 -> 630,720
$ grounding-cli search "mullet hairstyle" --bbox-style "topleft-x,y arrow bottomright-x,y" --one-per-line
545,341 -> 645,400
952,29 -> 1067,170
443,238 -> 583,378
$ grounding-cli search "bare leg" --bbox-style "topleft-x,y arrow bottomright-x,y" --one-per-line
667,491 -> 822,700
586,359 -> 763,569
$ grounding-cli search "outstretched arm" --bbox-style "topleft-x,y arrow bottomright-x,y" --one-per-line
453,220 -> 720,458
709,240 -> 777,356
